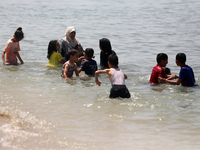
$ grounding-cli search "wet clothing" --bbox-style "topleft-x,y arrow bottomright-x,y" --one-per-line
110,85 -> 130,98
149,64 -> 166,84
61,61 -> 76,77
109,68 -> 130,98
179,65 -> 196,87
60,26 -> 80,61
100,50 -> 116,68
48,51 -> 63,66
3,39 -> 20,65
110,68 -> 125,85
80,59 -> 97,76
60,38 -> 70,61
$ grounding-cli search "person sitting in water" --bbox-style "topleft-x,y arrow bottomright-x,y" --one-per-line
47,40 -> 65,66
60,26 -> 81,61
95,54 -> 130,98
99,38 -> 116,69
159,53 -> 198,87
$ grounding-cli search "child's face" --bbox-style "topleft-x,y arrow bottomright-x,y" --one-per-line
78,46 -> 83,55
56,41 -> 60,51
71,53 -> 79,62
161,58 -> 168,67
176,60 -> 181,66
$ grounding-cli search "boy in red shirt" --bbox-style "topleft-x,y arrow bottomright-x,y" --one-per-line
149,53 -> 169,84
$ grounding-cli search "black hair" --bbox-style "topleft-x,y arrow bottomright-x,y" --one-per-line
47,40 -> 58,59
156,53 -> 168,64
164,67 -> 171,75
108,54 -> 118,66
99,38 -> 112,53
176,53 -> 186,64
14,27 -> 24,39
68,49 -> 78,58
84,48 -> 94,59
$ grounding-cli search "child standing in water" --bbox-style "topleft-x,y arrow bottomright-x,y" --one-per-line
149,53 -> 169,84
95,54 -> 130,98
61,49 -> 80,80
2,27 -> 24,65
47,40 -> 65,66
78,48 -> 97,76
159,53 -> 197,87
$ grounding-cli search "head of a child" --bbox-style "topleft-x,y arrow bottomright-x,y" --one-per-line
47,40 -> 60,59
176,53 -> 186,66
84,48 -> 94,60
75,44 -> 83,56
157,53 -> 168,67
99,38 -> 112,54
68,49 -> 78,62
108,54 -> 118,68
14,27 -> 24,42
164,67 -> 171,75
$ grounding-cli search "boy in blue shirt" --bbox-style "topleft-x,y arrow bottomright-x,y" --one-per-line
159,53 -> 197,86
78,48 -> 97,76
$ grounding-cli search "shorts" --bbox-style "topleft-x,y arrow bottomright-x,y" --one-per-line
110,85 -> 131,98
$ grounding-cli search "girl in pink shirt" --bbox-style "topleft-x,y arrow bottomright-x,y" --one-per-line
2,27 -> 24,65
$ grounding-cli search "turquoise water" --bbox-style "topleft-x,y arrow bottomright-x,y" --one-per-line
0,0 -> 200,149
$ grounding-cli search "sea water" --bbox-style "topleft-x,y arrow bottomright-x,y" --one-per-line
0,0 -> 200,149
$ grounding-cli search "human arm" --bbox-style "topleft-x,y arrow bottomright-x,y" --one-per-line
16,52 -> 24,64
78,67 -> 82,74
77,56 -> 85,66
95,69 -> 110,86
124,73 -> 128,79
2,51 -> 6,65
74,64 -> 80,77
159,77 -> 182,85
166,74 -> 178,80
63,64 -> 72,81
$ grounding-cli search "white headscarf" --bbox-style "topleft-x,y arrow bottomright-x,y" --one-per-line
63,26 -> 80,49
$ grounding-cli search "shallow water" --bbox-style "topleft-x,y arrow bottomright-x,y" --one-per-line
0,0 -> 200,150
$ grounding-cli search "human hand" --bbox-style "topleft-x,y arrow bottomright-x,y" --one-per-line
158,77 -> 166,83
95,80 -> 101,86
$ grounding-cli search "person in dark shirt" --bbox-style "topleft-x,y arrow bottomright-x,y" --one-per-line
99,38 -> 116,69
78,48 -> 97,76
159,53 -> 197,87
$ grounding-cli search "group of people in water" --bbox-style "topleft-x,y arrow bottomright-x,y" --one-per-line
1,27 -> 198,99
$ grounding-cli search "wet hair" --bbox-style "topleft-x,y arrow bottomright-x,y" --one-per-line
156,53 -> 168,64
84,48 -> 94,59
108,54 -> 118,66
164,67 -> 171,75
99,38 -> 112,53
176,53 -> 186,64
14,27 -> 24,39
68,49 -> 78,58
47,40 -> 58,59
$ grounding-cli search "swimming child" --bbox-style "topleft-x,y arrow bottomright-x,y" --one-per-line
159,53 -> 197,86
149,53 -> 169,84
95,54 -> 130,98
2,27 -> 24,65
78,48 -> 97,76
61,49 -> 80,80
99,38 -> 116,69
47,40 -> 65,66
